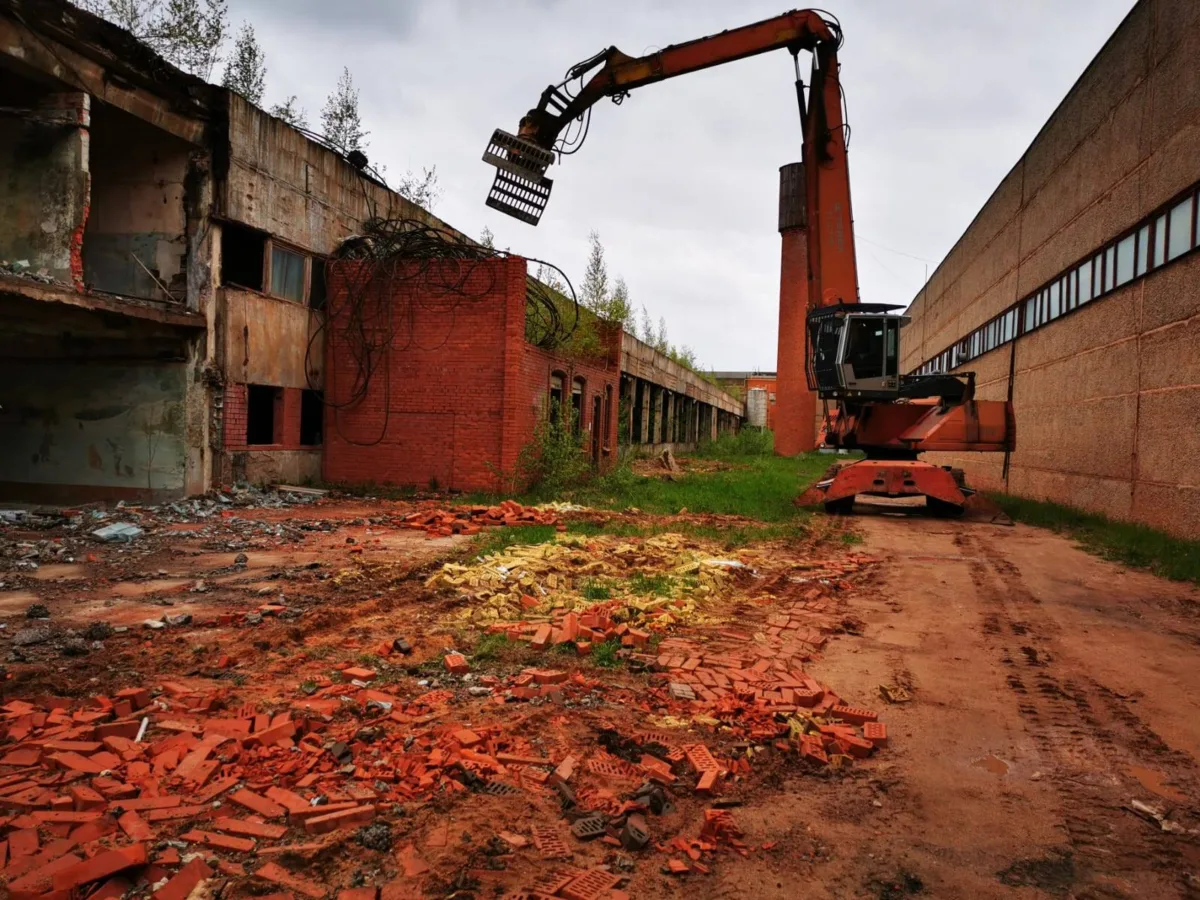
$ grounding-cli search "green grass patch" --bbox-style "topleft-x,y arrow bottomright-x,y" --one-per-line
628,572 -> 673,597
581,579 -> 613,601
574,452 -> 832,522
590,639 -> 623,668
991,493 -> 1200,586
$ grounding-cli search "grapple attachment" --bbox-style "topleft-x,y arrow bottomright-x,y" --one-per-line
482,129 -> 554,226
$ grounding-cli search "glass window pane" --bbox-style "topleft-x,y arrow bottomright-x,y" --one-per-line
1049,281 -> 1060,319
1136,225 -> 1150,277
1104,246 -> 1116,292
1154,214 -> 1167,267
1078,259 -> 1093,304
1168,197 -> 1193,261
1115,233 -> 1135,286
1066,273 -> 1075,310
271,246 -> 306,302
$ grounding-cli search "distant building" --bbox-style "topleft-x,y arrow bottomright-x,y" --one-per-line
711,371 -> 778,431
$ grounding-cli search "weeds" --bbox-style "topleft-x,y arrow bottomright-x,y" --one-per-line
590,639 -> 622,668
581,579 -> 613,601
514,411 -> 592,498
628,572 -> 673,597
991,493 -> 1200,586
695,428 -> 775,458
471,632 -> 516,661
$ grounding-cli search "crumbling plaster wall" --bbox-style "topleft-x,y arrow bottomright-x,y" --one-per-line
0,359 -> 189,503
0,83 -> 90,284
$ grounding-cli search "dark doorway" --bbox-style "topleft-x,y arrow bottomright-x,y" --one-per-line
246,384 -> 280,445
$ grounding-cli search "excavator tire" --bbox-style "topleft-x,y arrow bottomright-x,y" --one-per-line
824,496 -> 856,516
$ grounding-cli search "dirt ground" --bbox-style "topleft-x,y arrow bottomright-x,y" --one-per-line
1,488 -> 1198,899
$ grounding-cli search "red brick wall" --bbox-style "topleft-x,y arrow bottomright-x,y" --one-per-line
222,383 -> 306,451
322,256 -> 620,491
517,347 -> 620,470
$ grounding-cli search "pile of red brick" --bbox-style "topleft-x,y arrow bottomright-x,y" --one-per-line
485,601 -> 652,657
397,501 -> 559,537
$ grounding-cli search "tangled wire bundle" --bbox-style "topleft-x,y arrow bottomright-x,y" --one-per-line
308,217 -> 579,446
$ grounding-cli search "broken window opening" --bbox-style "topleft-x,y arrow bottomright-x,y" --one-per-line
309,258 -> 328,310
591,395 -> 603,462
271,244 -> 307,303
221,223 -> 266,291
300,389 -> 324,446
603,385 -> 613,452
549,372 -> 565,426
246,384 -> 281,445
571,377 -> 586,435
84,103 -> 191,302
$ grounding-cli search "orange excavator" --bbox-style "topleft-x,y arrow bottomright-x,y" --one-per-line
482,9 -> 1014,516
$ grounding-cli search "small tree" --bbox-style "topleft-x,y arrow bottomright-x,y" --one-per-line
479,227 -> 495,249
397,166 -> 440,210
581,231 -> 610,313
155,0 -> 228,79
654,316 -> 670,354
270,95 -> 308,129
222,22 -> 266,105
74,0 -> 228,79
639,305 -> 654,343
321,67 -> 369,153
608,276 -> 633,329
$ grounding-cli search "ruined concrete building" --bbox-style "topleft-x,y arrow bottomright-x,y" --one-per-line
0,0 -> 742,502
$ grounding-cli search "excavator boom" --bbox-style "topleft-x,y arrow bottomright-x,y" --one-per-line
482,8 -> 859,309
483,9 -> 1015,517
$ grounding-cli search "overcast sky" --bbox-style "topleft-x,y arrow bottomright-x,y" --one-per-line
227,0 -> 1135,371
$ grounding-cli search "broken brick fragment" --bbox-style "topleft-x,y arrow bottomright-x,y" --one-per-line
443,653 -> 469,674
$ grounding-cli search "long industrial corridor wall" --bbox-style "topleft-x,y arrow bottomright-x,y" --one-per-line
899,0 -> 1200,538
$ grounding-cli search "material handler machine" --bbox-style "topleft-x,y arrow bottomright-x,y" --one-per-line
481,9 -> 1014,515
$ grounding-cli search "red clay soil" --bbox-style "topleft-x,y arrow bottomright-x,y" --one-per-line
1,496 -> 1198,899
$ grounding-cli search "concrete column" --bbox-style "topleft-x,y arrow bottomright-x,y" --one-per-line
775,162 -> 818,456
0,92 -> 91,287
641,383 -> 653,445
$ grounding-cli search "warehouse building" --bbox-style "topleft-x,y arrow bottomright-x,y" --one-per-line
900,0 -> 1200,539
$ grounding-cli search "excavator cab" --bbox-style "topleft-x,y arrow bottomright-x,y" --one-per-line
806,303 -> 908,401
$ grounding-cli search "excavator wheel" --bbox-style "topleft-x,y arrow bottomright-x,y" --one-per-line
926,496 -> 965,518
824,496 -> 856,516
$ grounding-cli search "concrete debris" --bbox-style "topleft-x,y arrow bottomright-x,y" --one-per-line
11,625 -> 52,646
91,522 -> 144,543
25,603 -> 50,619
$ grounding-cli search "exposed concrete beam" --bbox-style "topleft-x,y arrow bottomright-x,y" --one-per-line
620,332 -> 743,416
0,17 -> 208,145
0,274 -> 205,329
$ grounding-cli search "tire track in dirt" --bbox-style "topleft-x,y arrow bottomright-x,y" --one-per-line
958,530 -> 1200,898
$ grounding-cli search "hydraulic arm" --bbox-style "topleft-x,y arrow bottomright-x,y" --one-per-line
483,9 -> 860,311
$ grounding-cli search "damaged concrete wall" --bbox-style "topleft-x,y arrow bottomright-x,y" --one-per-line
0,83 -> 90,284
0,360 -> 188,502
221,94 -> 436,256
222,287 -> 323,389
84,104 -> 190,301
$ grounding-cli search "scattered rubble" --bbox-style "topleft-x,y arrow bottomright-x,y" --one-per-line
0,490 -> 885,897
